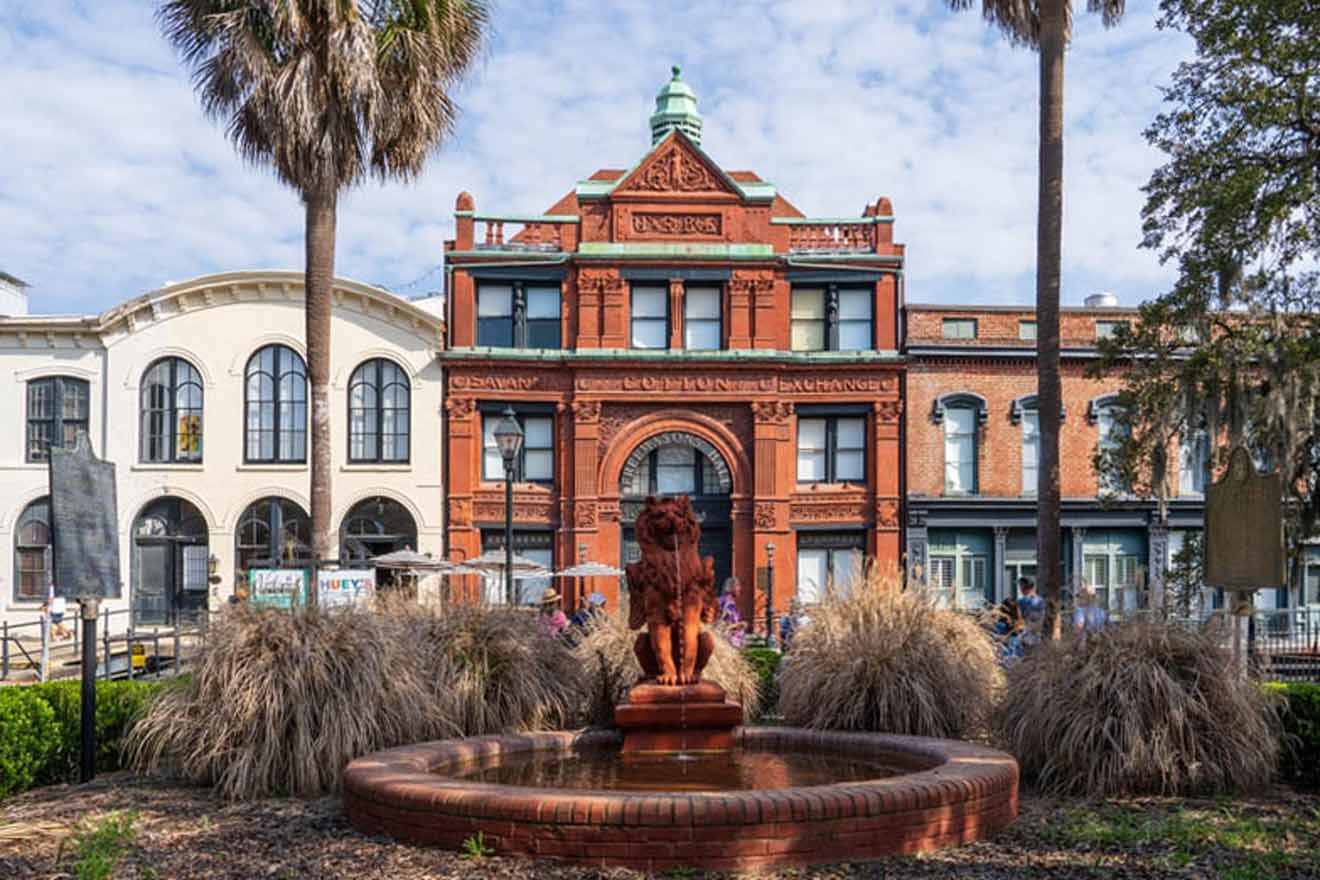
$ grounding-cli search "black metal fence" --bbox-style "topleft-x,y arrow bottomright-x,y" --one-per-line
1247,608 -> 1320,683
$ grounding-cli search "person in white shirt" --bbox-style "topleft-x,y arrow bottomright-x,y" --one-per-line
1072,583 -> 1108,645
44,583 -> 72,640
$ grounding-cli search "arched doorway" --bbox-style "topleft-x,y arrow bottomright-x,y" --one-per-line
619,432 -> 733,587
235,497 -> 312,574
132,497 -> 209,625
339,496 -> 418,588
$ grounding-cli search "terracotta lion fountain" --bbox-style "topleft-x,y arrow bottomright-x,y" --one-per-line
615,495 -> 742,752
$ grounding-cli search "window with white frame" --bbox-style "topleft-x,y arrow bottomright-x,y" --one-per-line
481,531 -> 553,605
1021,407 -> 1039,496
791,288 -> 826,351
476,282 -> 562,349
1179,428 -> 1209,495
943,406 -> 977,494
790,286 -> 872,351
796,533 -> 864,604
796,415 -> 865,483
1094,401 -> 1129,495
482,411 -> 553,483
1304,548 -> 1320,606
684,286 -> 721,349
631,285 -> 668,349
1096,320 -> 1129,340
927,529 -> 991,609
1019,321 -> 1037,341
942,318 -> 976,340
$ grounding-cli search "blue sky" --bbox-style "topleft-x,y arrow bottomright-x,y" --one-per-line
0,1 -> 1193,315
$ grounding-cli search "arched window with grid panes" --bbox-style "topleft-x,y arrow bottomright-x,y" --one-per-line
140,357 -> 204,463
348,359 -> 410,463
244,345 -> 307,463
13,498 -> 51,602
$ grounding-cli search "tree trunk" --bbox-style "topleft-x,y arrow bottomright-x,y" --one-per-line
305,187 -> 338,602
1036,0 -> 1067,641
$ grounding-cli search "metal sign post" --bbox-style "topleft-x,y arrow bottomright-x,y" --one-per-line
48,433 -> 121,785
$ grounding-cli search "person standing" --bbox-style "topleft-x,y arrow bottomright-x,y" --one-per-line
1072,583 -> 1108,645
1016,577 -> 1045,648
538,589 -> 569,638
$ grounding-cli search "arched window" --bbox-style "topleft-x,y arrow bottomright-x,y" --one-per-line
13,498 -> 51,601
1089,394 -> 1129,495
235,497 -> 312,572
244,345 -> 306,463
933,394 -> 986,495
348,359 -> 410,463
26,376 -> 90,462
140,357 -> 204,463
339,496 -> 418,564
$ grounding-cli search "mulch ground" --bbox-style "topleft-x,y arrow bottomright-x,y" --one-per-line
2,773 -> 1318,879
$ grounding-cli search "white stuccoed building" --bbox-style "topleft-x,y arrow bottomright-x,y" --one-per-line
0,270 -> 445,628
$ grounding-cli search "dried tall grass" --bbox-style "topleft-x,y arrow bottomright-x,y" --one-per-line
127,605 -> 443,800
570,609 -> 762,724
995,619 -> 1281,796
777,566 -> 1001,738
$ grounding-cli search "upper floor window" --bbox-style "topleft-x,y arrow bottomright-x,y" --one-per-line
624,444 -> 721,497
140,357 -> 203,464
796,532 -> 864,604
26,376 -> 90,462
631,285 -> 668,349
942,318 -> 977,340
13,497 -> 50,602
1096,320 -> 1129,340
1179,428 -> 1209,495
1021,406 -> 1039,496
244,345 -> 306,463
1092,397 -> 1130,494
796,416 -> 865,483
477,282 -> 561,349
482,410 -> 553,483
1019,321 -> 1037,341
684,286 -> 722,350
944,406 -> 977,494
348,359 -> 410,463
790,286 -> 872,351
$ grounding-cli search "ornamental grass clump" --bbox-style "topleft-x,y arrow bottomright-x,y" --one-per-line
128,604 -> 443,800
570,607 -> 761,726
995,619 -> 1281,797
777,566 -> 1001,738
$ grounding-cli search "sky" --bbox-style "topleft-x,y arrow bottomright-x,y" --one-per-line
0,1 -> 1195,316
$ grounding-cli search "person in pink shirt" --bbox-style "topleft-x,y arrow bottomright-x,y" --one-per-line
538,588 -> 569,637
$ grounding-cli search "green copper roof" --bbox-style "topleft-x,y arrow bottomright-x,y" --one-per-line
650,66 -> 703,146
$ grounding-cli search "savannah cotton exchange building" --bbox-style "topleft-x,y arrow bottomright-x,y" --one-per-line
441,70 -> 904,615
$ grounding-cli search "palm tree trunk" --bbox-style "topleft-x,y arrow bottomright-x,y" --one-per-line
305,186 -> 338,602
1036,0 -> 1067,641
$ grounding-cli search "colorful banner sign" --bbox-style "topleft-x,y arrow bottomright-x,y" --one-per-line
248,568 -> 308,609
317,569 -> 376,609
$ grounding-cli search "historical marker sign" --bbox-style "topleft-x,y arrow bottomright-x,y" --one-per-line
48,433 -> 121,600
1204,446 -> 1285,591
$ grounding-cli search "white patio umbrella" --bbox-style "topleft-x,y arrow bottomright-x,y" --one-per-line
553,561 -> 625,578
461,549 -> 551,577
369,549 -> 451,570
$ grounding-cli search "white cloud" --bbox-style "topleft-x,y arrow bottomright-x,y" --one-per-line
0,2 -> 1192,313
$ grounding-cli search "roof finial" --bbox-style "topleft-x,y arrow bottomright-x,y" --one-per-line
650,67 -> 702,146
671,65 -> 681,79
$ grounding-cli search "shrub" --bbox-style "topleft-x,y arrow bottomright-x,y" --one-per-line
1267,682 -> 1320,789
127,604 -> 441,800
0,688 -> 59,799
777,566 -> 1001,738
569,610 -> 762,724
30,679 -> 165,784
996,620 -> 1281,796
741,647 -> 781,716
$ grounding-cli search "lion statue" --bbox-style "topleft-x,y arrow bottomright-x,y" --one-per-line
625,495 -> 719,686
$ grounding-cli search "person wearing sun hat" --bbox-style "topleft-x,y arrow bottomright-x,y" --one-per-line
538,588 -> 569,637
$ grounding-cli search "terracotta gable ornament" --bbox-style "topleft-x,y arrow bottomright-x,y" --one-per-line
616,136 -> 735,196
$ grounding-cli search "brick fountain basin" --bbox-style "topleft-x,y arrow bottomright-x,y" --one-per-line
343,728 -> 1019,872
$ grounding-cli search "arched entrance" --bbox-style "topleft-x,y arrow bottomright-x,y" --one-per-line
132,497 -> 209,625
619,431 -> 733,587
339,496 -> 418,588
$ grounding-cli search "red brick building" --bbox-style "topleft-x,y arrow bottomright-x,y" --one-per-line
441,70 -> 904,616
902,298 -> 1222,613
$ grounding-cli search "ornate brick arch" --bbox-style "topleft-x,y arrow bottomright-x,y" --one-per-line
598,412 -> 751,501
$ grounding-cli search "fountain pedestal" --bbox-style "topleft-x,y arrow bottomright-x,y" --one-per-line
614,680 -> 744,753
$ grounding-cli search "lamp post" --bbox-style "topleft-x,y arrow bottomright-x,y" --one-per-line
578,541 -> 589,610
493,408 -> 525,606
765,541 -> 776,650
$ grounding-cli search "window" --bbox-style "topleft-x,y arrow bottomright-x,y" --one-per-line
244,345 -> 307,463
942,318 -> 977,340
477,282 -> 562,349
796,533 -> 865,604
349,359 -> 410,463
684,286 -> 722,350
624,444 -> 720,497
1095,401 -> 1129,494
1019,321 -> 1037,341
140,358 -> 203,463
631,285 -> 668,349
26,376 -> 89,462
796,416 -> 865,483
1304,548 -> 1320,606
482,411 -> 554,483
1096,320 -> 1129,340
235,497 -> 312,572
790,286 -> 872,352
1082,529 -> 1147,613
927,530 -> 991,609
13,498 -> 51,601
943,406 -> 977,494
481,531 -> 553,605
1021,407 -> 1039,496
1179,429 -> 1209,495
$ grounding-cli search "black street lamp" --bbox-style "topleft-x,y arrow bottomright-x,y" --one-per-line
765,541 -> 776,650
493,408 -> 524,606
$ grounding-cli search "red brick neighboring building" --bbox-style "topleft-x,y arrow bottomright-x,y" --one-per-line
902,299 -> 1227,613
441,70 -> 904,618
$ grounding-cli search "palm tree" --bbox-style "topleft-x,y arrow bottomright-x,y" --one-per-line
947,1 -> 1124,638
159,1 -> 490,592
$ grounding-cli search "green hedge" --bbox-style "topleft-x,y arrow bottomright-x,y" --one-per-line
741,647 -> 782,716
1267,682 -> 1320,789
0,678 -> 170,800
0,688 -> 60,799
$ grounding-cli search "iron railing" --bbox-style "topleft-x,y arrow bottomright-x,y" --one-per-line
2,607 -> 208,683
